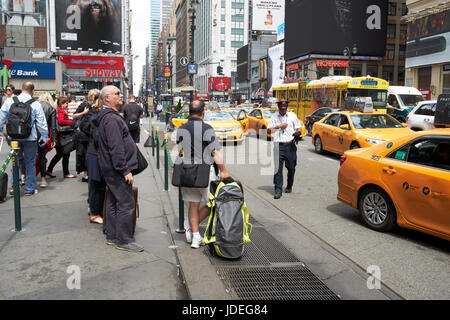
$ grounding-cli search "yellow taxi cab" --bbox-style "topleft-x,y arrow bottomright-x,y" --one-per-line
171,110 -> 245,143
247,107 -> 307,139
170,106 -> 189,129
312,111 -> 414,155
337,128 -> 450,241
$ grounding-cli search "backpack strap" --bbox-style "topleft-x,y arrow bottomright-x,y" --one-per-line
12,96 -> 19,104
25,98 -> 35,105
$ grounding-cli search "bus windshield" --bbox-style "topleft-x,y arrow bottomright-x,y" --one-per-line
347,89 -> 387,108
399,94 -> 424,107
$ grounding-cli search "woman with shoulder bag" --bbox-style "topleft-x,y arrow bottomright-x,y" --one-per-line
36,92 -> 57,188
46,96 -> 77,179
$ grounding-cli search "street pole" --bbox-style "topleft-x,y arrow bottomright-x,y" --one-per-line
189,0 -> 198,103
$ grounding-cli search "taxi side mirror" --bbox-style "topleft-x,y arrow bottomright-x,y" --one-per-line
256,115 -> 262,119
340,124 -> 350,130
401,123 -> 408,128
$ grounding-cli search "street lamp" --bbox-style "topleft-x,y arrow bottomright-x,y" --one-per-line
167,36 -> 176,113
189,0 -> 199,102
343,44 -> 357,77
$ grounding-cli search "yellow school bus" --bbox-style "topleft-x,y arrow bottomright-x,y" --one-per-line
273,76 -> 389,122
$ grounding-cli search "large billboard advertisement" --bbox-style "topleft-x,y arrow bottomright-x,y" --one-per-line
209,77 -> 232,91
252,0 -> 284,32
268,43 -> 285,91
285,0 -> 388,60
54,0 -> 122,52
406,9 -> 450,68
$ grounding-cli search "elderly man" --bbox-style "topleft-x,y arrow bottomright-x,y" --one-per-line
0,82 -> 48,196
93,85 -> 143,253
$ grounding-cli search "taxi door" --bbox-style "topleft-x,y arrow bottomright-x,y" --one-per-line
333,115 -> 355,153
237,110 -> 249,134
378,137 -> 450,236
321,114 -> 341,152
247,110 -> 260,134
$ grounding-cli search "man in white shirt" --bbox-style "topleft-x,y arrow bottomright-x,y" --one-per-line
268,100 -> 302,199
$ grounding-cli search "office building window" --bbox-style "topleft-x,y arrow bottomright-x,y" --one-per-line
386,45 -> 395,60
443,74 -> 450,94
418,66 -> 431,89
398,67 -> 405,83
382,66 -> 394,83
388,2 -> 397,16
387,24 -> 396,38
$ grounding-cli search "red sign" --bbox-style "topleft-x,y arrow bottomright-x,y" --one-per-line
164,65 -> 171,77
195,92 -> 209,101
85,68 -> 122,78
60,55 -> 124,70
208,77 -> 232,91
286,63 -> 299,72
316,60 -> 349,68
419,89 -> 431,100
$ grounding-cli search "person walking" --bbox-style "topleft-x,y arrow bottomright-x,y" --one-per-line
177,100 -> 230,249
36,92 -> 57,188
93,85 -> 144,252
80,92 -> 106,225
122,95 -> 144,145
267,100 -> 302,199
0,82 -> 48,196
1,84 -> 15,107
46,97 -> 77,179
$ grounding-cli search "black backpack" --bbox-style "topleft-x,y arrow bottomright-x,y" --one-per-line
125,104 -> 140,130
6,97 -> 34,139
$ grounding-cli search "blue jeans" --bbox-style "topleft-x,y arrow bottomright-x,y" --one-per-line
11,140 -> 37,193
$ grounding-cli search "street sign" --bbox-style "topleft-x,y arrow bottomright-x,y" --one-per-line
187,64 -> 198,75
180,57 -> 189,66
156,77 -> 168,82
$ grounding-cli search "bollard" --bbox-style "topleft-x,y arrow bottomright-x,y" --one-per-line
176,187 -> 185,233
164,134 -> 169,191
11,141 -> 22,232
151,123 -> 155,157
156,127 -> 160,170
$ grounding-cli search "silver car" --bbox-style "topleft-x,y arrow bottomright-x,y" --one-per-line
406,100 -> 437,131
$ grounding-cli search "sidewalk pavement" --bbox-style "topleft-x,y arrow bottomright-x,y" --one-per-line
0,118 -> 402,300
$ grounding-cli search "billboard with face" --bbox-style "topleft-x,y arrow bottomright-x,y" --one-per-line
54,0 -> 122,52
406,9 -> 450,68
209,77 -> 232,91
285,0 -> 388,60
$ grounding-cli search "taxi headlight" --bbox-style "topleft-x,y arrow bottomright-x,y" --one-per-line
231,126 -> 242,131
365,138 -> 386,145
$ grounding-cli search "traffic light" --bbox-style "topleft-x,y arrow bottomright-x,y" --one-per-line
217,65 -> 223,75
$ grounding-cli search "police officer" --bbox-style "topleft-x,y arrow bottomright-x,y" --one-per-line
268,100 -> 302,199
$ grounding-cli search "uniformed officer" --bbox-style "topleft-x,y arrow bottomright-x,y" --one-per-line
268,100 -> 302,199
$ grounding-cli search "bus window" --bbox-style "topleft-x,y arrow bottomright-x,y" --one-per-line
347,89 -> 387,109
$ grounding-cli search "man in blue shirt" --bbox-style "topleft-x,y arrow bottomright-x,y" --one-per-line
0,82 -> 48,196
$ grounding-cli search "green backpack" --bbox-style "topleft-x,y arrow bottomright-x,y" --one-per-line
203,180 -> 252,259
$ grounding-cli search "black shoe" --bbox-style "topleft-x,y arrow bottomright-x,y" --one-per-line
285,188 -> 292,193
274,192 -> 282,199
82,177 -> 89,183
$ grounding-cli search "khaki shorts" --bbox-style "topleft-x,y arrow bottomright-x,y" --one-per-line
181,166 -> 217,206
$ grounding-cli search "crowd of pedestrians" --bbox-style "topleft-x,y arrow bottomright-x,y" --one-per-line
0,82 -> 146,253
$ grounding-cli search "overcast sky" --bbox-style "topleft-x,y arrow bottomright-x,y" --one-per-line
130,0 -> 150,96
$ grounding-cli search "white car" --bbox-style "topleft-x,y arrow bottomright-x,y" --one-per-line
406,100 -> 437,131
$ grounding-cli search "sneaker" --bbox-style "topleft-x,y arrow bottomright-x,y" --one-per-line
191,234 -> 203,249
284,188 -> 292,194
24,190 -> 38,196
9,189 -> 14,196
184,220 -> 192,244
40,181 -> 48,188
274,192 -> 282,199
106,239 -> 117,246
115,242 -> 144,252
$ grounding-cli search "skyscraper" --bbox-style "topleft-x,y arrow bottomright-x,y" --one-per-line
150,0 -> 174,61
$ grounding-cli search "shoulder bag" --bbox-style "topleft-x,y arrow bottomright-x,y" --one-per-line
131,147 -> 148,176
172,160 -> 211,188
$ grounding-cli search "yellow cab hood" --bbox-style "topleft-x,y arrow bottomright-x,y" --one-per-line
205,120 -> 241,129
355,128 -> 414,141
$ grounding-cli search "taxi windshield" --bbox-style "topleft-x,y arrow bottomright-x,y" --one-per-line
399,94 -> 424,107
228,109 -> 241,117
347,89 -> 387,108
262,109 -> 278,118
204,111 -> 234,121
350,114 -> 403,129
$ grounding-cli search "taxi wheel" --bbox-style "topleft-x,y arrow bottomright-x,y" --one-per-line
358,187 -> 396,232
314,136 -> 323,154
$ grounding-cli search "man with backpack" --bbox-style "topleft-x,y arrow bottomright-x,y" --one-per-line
0,82 -> 48,196
121,95 -> 143,145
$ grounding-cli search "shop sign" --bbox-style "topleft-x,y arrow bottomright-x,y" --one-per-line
164,65 -> 171,77
419,89 -> 431,100
316,60 -> 349,68
60,55 -> 124,70
286,63 -> 299,72
10,62 -> 55,79
85,68 -> 122,78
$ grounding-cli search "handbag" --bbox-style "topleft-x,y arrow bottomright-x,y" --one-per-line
172,161 -> 211,188
58,132 -> 77,155
131,147 -> 148,176
57,123 -> 74,133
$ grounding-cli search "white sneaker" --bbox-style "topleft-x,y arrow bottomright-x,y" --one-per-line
184,220 -> 192,244
191,234 -> 203,249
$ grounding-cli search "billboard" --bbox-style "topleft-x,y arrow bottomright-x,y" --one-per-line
10,62 -> 55,79
406,9 -> 450,68
209,77 -> 232,91
252,0 -> 284,32
54,0 -> 122,52
60,55 -> 124,69
285,0 -> 388,60
268,43 -> 285,91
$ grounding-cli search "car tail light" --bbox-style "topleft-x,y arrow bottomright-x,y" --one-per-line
405,116 -> 409,122
340,155 -> 347,166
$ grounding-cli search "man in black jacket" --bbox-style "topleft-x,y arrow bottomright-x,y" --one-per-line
121,95 -> 143,145
93,85 -> 143,253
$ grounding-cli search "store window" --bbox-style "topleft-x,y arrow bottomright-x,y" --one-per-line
398,67 -> 405,84
1,0 -> 47,26
418,66 -> 431,89
443,74 -> 450,94
350,64 -> 362,77
333,67 -> 346,76
317,66 -> 329,78
382,66 -> 394,83
367,65 -> 378,77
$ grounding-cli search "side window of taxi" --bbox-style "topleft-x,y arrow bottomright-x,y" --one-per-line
388,138 -> 450,171
324,114 -> 341,127
249,110 -> 258,117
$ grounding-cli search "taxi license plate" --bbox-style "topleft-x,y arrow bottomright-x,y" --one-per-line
220,135 -> 228,140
